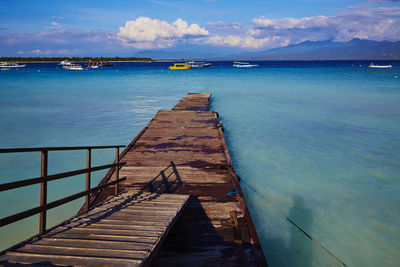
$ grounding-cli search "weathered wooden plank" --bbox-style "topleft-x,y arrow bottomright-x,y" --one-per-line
148,110 -> 218,128
63,222 -> 167,231
72,218 -> 169,226
2,251 -> 142,267
16,244 -> 149,260
36,237 -> 154,250
172,93 -> 211,111
49,232 -> 158,243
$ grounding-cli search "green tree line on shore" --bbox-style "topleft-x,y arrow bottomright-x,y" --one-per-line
0,57 -> 153,62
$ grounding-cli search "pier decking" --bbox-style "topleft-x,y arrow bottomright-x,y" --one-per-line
0,93 -> 267,266
1,192 -> 189,266
92,93 -> 267,266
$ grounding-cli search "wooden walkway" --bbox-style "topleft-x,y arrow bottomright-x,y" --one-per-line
92,93 -> 267,266
0,192 -> 188,266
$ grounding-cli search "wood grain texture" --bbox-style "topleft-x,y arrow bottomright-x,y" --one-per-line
0,192 -> 189,267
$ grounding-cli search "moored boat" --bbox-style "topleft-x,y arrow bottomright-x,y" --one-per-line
369,63 -> 392,68
63,64 -> 84,70
185,61 -> 212,68
232,61 -> 259,68
99,61 -> 114,67
0,62 -> 26,68
169,63 -> 191,70
86,61 -> 101,69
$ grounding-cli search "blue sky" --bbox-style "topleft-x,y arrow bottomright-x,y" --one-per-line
0,0 -> 399,56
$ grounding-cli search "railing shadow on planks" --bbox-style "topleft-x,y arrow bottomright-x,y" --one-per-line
144,161 -> 183,194
0,145 -> 127,242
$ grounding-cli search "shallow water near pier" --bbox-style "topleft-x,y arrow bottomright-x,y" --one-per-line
1,61 -> 399,266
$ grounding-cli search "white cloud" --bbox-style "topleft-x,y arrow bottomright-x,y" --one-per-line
204,5 -> 400,50
45,21 -> 62,29
206,35 -> 288,49
206,21 -> 243,32
253,16 -> 330,30
20,48 -> 82,56
253,7 -> 400,43
117,17 -> 209,48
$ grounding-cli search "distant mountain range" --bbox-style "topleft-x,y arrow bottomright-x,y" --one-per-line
135,39 -> 400,60
236,39 -> 400,60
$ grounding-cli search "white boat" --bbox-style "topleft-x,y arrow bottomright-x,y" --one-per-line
59,60 -> 72,66
0,62 -> 26,68
63,64 -> 83,70
369,63 -> 392,68
233,62 -> 259,68
185,61 -> 212,68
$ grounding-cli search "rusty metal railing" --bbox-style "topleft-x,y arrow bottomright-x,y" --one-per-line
0,145 -> 126,235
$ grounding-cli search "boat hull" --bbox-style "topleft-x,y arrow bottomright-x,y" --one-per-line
63,65 -> 84,70
0,62 -> 26,68
233,64 -> 258,68
369,64 -> 392,68
169,63 -> 191,70
169,66 -> 191,70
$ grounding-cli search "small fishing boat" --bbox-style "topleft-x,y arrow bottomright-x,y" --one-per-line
0,62 -> 26,68
87,61 -> 101,69
233,62 -> 259,68
99,61 -> 114,67
185,61 -> 212,68
63,64 -> 84,70
369,63 -> 392,68
169,63 -> 191,70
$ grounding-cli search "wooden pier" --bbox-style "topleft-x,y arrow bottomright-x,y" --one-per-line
0,93 -> 267,266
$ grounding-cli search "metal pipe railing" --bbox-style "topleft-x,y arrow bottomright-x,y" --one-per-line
0,145 -> 126,235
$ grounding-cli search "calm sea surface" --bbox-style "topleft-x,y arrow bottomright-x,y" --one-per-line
1,61 -> 399,266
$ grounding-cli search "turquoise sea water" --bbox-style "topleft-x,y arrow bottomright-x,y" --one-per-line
1,61 -> 399,266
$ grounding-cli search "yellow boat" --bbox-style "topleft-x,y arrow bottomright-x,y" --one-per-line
169,63 -> 191,70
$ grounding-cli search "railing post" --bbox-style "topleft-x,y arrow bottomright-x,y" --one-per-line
85,149 -> 91,212
114,147 -> 120,196
39,150 -> 48,234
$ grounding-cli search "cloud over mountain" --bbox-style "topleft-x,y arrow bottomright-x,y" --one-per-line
205,5 -> 400,50
252,7 -> 400,43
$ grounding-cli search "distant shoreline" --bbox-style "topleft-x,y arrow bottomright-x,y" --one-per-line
1,59 -> 399,63
0,57 -> 153,63
6,60 -> 154,63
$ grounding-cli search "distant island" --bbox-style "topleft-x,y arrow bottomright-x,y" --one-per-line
0,57 -> 153,62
